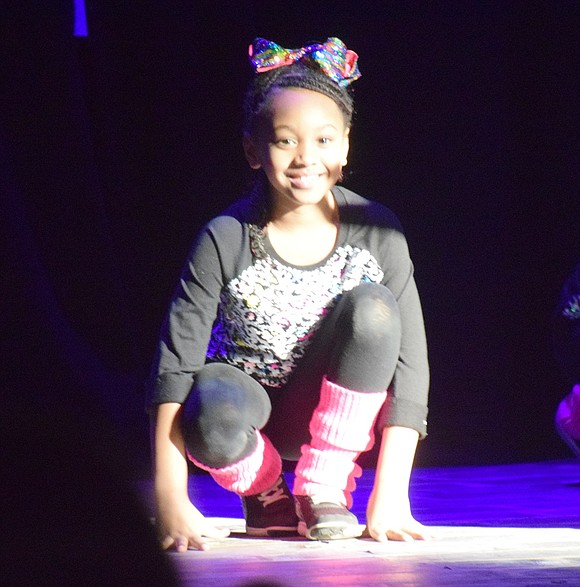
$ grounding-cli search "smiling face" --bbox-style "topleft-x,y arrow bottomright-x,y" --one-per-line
244,88 -> 350,213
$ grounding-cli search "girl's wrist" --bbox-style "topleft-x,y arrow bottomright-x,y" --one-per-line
154,472 -> 190,501
155,486 -> 191,510
371,476 -> 410,501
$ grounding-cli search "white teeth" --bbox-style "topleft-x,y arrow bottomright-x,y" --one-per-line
290,174 -> 319,188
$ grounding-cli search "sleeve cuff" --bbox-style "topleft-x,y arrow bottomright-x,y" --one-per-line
146,372 -> 194,408
377,395 -> 428,439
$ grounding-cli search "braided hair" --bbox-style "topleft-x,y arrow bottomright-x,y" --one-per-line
243,60 -> 355,136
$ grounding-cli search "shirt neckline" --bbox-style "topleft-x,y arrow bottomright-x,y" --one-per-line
262,188 -> 347,270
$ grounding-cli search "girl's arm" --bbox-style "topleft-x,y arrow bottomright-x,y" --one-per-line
365,425 -> 434,542
152,402 -> 229,551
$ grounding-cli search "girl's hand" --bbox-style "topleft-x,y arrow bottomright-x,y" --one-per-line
365,489 -> 434,542
157,498 -> 230,552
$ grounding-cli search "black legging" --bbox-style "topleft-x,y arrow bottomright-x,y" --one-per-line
182,282 -> 401,467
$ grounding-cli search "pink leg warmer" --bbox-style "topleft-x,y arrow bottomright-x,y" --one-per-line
556,384 -> 580,440
188,431 -> 282,496
293,376 -> 387,507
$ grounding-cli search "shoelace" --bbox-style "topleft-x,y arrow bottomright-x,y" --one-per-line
257,479 -> 289,507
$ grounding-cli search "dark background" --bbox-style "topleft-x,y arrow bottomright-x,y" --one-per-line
2,1 -> 578,475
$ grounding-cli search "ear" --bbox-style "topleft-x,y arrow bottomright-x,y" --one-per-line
243,134 -> 262,170
341,128 -> 350,167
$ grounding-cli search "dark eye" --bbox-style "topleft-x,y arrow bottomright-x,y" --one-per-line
275,138 -> 296,148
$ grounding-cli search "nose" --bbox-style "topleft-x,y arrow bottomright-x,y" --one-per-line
293,141 -> 316,166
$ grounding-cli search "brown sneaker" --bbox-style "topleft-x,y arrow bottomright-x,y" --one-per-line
241,476 -> 299,537
295,495 -> 363,540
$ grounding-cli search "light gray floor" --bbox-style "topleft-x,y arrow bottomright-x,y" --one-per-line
139,460 -> 580,586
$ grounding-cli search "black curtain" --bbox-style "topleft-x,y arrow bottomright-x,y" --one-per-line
2,1 -> 579,469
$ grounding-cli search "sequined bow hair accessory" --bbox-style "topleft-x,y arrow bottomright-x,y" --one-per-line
248,37 -> 361,87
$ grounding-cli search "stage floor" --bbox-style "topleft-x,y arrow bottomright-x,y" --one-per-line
139,459 -> 580,586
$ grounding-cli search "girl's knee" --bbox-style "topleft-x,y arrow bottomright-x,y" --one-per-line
181,363 -> 271,467
346,283 -> 401,337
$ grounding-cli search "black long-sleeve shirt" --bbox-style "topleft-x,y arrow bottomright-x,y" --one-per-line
148,186 -> 429,437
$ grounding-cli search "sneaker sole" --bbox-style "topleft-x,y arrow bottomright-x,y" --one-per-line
246,526 -> 299,537
298,520 -> 363,541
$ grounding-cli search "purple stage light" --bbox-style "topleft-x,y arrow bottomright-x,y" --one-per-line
73,0 -> 88,37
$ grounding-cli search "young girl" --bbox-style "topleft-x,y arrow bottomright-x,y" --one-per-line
149,36 -> 432,551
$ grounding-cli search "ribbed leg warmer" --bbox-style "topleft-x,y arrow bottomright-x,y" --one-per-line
188,431 -> 282,496
293,376 -> 387,507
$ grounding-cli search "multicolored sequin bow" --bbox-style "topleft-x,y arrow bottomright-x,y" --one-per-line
249,37 -> 361,87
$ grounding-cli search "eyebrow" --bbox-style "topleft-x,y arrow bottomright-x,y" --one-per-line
273,123 -> 340,132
